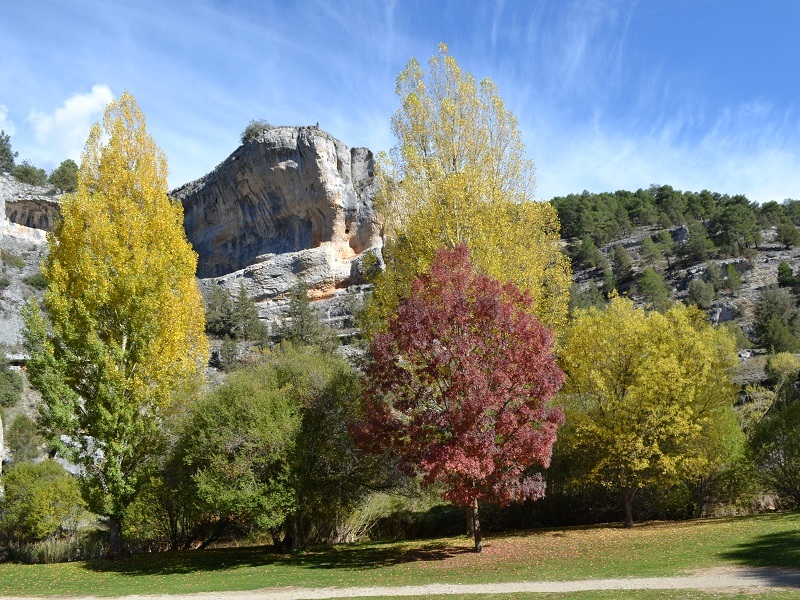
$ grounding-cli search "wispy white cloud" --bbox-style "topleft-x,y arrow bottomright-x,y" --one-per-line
531,100 -> 800,203
26,84 -> 113,166
0,105 -> 15,136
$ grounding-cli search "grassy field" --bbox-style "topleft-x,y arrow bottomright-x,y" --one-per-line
0,512 -> 797,597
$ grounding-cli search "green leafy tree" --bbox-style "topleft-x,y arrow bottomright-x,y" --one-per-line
6,413 -> 44,463
655,230 -> 676,269
23,92 -> 209,555
709,199 -> 761,255
639,236 -> 662,266
48,159 -> 79,192
11,159 -> 47,186
705,263 -> 724,292
231,284 -> 267,340
602,265 -> 616,297
0,351 -> 23,407
687,279 -> 716,309
172,343 -> 374,549
725,263 -> 742,292
611,244 -> 633,285
274,282 -> 339,353
368,44 -> 570,335
681,221 -> 715,264
0,460 -> 85,544
749,401 -> 800,506
777,220 -> 800,250
172,357 -> 299,547
560,297 -> 738,527
753,285 -> 800,352
569,282 -> 606,313
572,237 -> 605,269
778,261 -> 795,288
204,285 -> 234,337
0,129 -> 17,172
637,267 -> 671,312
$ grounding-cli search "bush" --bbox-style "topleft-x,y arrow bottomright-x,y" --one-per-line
23,272 -> 47,290
7,413 -> 44,462
240,119 -> 271,144
1,249 -> 26,269
687,279 -> 716,309
11,160 -> 47,186
0,352 -> 23,407
749,401 -> 800,507
47,159 -> 78,192
0,460 -> 86,544
637,267 -> 671,312
13,531 -> 107,564
754,285 -> 800,352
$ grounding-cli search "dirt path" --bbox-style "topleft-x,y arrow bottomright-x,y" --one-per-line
4,567 -> 800,600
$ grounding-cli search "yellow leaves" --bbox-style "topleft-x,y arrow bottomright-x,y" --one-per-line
369,45 -> 571,334
42,91 -> 208,412
560,297 -> 739,489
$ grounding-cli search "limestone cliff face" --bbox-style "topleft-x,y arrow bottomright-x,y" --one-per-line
174,126 -> 382,295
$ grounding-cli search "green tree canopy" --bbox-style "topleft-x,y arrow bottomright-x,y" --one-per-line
48,158 -> 79,192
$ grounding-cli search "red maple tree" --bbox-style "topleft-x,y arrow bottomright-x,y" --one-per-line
356,245 -> 564,552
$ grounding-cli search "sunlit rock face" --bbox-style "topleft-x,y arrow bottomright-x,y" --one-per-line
174,126 -> 382,297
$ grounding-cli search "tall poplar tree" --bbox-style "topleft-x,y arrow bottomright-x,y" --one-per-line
366,44 -> 570,334
23,92 -> 209,555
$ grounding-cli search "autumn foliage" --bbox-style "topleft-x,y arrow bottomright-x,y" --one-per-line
356,245 -> 564,551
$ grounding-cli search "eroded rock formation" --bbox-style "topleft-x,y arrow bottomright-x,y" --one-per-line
174,126 -> 382,293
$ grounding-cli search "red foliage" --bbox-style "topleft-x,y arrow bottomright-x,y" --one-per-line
356,245 -> 564,508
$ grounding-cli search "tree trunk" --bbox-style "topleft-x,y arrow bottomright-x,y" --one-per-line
622,487 -> 636,528
108,514 -> 123,558
471,498 -> 482,553
464,507 -> 474,536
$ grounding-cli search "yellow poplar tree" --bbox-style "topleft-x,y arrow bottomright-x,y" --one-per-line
23,92 -> 209,554
366,44 -> 570,333
559,297 -> 738,527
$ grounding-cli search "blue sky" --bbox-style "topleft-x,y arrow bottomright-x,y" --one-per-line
1,0 -> 799,202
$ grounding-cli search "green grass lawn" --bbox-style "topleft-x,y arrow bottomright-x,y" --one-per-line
0,512 -> 797,597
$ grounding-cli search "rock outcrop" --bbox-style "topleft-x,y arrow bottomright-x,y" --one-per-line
174,125 -> 382,288
1,174 -> 61,236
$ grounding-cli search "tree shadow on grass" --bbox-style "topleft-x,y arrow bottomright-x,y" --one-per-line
719,524 -> 800,589
82,540 -> 473,577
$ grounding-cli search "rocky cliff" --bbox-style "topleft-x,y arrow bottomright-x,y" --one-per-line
174,125 -> 382,279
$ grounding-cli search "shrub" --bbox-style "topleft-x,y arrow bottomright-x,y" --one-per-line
754,285 -> 800,352
1,249 -> 27,269
7,413 -> 44,462
687,279 -> 716,309
749,401 -> 800,507
11,160 -> 47,186
0,460 -> 86,544
240,119 -> 271,144
637,267 -> 671,312
0,351 -> 23,407
23,272 -> 47,290
778,261 -> 795,288
725,263 -> 742,292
